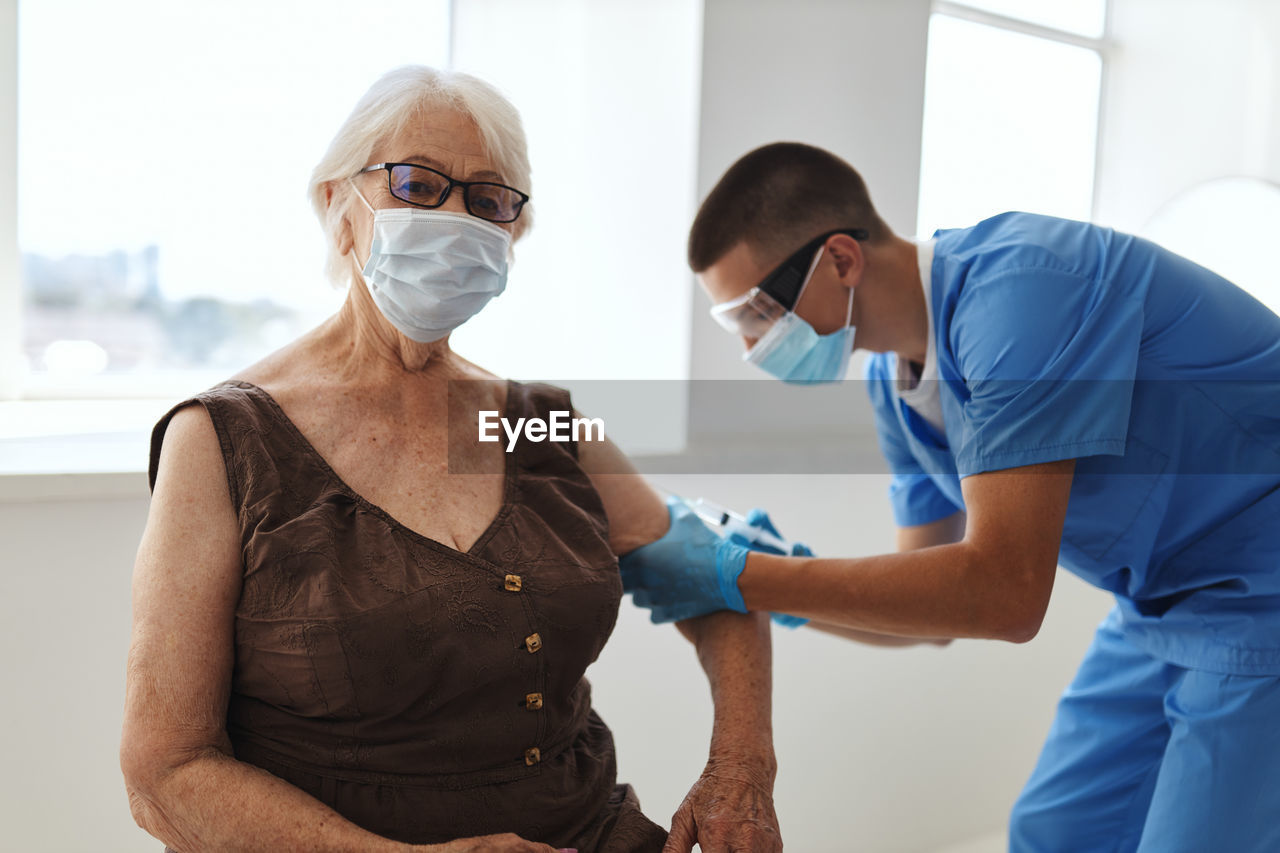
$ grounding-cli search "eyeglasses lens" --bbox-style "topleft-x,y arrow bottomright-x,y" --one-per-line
465,184 -> 523,223
388,164 -> 449,207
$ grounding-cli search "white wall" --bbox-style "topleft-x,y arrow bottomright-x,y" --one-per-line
0,473 -> 1111,853
1095,0 -> 1280,231
688,0 -> 931,448
0,479 -> 151,850
447,0 -> 701,385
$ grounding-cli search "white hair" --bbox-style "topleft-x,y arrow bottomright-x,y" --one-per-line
308,65 -> 533,287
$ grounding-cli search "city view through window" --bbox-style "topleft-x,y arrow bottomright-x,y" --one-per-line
17,0 -> 450,389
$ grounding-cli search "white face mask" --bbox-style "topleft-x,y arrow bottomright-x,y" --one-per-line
352,187 -> 511,343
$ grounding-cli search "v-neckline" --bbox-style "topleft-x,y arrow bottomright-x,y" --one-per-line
225,378 -> 518,562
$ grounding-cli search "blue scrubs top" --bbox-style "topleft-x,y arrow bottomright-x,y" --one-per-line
866,212 -> 1280,675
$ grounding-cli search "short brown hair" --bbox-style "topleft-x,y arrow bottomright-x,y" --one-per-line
687,142 -> 890,273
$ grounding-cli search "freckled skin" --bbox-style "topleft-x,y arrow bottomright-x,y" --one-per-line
122,103 -> 782,852
222,108 -> 515,553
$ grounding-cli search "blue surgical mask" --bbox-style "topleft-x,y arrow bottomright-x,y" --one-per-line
744,248 -> 856,384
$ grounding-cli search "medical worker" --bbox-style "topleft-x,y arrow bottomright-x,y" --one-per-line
618,142 -> 1280,852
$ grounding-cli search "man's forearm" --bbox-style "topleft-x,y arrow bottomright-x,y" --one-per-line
807,621 -> 951,646
677,610 -> 776,778
740,541 -> 1050,643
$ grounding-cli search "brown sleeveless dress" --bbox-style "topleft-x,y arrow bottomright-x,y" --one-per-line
148,379 -> 667,852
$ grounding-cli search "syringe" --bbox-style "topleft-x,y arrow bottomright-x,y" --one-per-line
689,497 -> 793,553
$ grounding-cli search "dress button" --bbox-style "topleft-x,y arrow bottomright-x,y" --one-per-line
525,632 -> 543,653
525,747 -> 541,766
525,692 -> 543,710
504,574 -> 522,592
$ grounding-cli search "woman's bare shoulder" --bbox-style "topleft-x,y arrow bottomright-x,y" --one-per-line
153,403 -> 235,513
226,336 -> 310,393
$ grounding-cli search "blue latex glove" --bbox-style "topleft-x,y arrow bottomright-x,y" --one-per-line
737,508 -> 813,629
619,496 -> 751,624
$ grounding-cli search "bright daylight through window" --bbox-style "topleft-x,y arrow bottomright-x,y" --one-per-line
14,0 -> 699,405
917,1 -> 1106,236
17,0 -> 450,396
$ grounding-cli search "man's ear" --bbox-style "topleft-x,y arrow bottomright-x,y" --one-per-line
825,233 -> 865,285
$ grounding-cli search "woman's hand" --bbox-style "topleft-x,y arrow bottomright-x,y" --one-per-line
420,834 -> 567,852
664,756 -> 782,853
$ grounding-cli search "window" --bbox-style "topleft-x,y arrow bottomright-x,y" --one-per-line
917,1 -> 1108,236
446,0 -> 700,384
4,0 -> 701,468
16,0 -> 451,398
951,0 -> 1106,38
12,0 -> 699,407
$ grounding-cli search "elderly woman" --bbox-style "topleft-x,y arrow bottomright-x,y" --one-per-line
120,67 -> 779,852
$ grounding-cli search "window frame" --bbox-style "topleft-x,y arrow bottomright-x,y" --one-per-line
1,0 -> 19,402
926,0 -> 1113,226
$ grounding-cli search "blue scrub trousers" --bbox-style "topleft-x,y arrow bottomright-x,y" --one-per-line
1009,618 -> 1280,853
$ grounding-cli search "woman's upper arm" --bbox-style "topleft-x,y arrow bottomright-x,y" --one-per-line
574,422 -> 669,557
122,404 -> 243,788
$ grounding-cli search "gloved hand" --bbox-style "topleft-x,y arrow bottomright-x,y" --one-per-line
619,496 -> 751,624
735,508 -> 813,629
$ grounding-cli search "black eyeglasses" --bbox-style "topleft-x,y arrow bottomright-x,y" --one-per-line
758,228 -> 869,310
356,162 -> 530,223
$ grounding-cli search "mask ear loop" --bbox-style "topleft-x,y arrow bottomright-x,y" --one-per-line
347,178 -> 377,272
794,244 -> 854,330
803,243 -> 856,332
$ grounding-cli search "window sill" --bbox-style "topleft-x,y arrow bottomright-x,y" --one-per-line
0,469 -> 149,503
0,398 -> 167,500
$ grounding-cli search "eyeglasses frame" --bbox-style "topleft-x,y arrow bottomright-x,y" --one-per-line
355,162 -> 530,223
756,228 -> 870,311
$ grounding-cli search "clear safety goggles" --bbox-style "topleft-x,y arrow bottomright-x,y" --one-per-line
708,227 -> 869,338
709,284 -> 794,339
